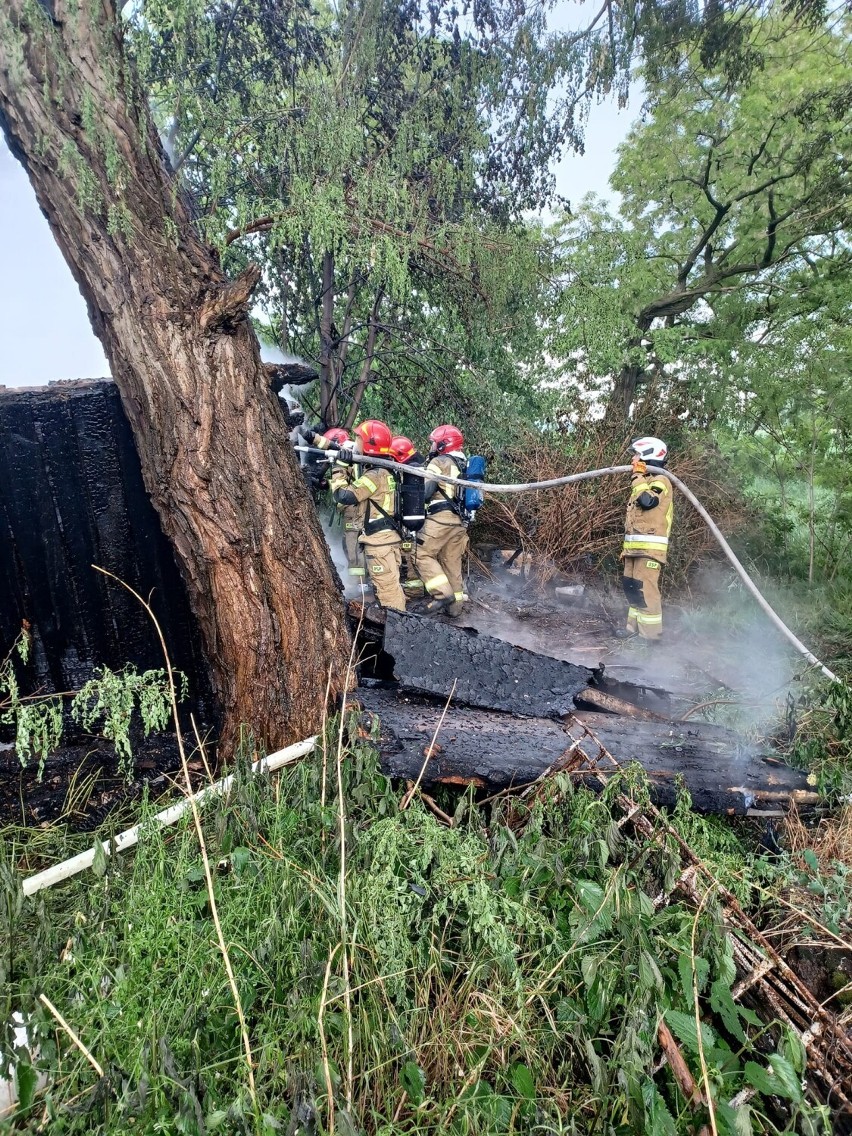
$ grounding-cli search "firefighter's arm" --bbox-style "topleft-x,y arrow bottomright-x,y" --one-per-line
332,473 -> 376,508
298,424 -> 330,449
636,477 -> 671,510
423,458 -> 445,500
328,464 -> 354,495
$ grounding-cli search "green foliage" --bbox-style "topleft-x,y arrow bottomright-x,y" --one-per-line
789,680 -> 852,796
548,10 -> 852,427
71,665 -> 182,775
0,724 -> 833,1134
0,629 -> 183,779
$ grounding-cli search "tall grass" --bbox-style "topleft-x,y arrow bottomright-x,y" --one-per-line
1,719 -> 839,1135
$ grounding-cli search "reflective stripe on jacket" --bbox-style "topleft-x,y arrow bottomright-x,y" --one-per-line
347,468 -> 399,546
622,468 -> 674,563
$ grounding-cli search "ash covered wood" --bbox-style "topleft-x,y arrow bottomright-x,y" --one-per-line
358,688 -> 818,814
377,609 -> 594,718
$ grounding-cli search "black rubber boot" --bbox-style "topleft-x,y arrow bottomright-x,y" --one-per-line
613,628 -> 638,640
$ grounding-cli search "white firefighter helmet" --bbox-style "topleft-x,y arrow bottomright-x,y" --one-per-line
630,436 -> 668,464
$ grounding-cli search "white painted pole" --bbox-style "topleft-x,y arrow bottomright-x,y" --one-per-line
21,736 -> 318,897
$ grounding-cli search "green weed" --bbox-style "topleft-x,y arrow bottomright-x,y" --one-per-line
0,722 -> 833,1135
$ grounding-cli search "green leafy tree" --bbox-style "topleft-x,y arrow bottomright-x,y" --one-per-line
550,10 -> 852,423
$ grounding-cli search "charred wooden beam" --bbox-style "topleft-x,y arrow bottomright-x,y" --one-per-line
357,688 -> 818,814
363,607 -> 594,719
264,362 -> 320,392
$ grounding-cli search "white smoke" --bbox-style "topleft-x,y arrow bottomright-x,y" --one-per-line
321,517 -> 367,600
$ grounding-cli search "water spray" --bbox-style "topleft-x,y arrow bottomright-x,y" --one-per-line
297,446 -> 838,683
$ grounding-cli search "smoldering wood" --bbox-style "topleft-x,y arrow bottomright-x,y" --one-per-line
368,608 -> 594,718
357,688 -> 818,813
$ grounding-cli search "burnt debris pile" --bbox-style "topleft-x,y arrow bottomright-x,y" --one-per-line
352,604 -> 817,815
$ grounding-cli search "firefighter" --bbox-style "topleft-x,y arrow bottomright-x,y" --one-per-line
616,436 -> 673,641
390,435 -> 427,600
298,424 -> 367,586
417,424 -> 469,617
296,422 -> 337,494
331,420 -> 406,611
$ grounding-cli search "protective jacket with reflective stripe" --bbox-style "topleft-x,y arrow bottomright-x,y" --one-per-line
333,467 -> 399,547
622,466 -> 674,563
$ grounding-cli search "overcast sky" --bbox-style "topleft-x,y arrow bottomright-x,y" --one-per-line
0,93 -> 637,388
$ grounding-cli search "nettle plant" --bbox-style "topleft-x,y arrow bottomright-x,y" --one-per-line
0,627 -> 182,778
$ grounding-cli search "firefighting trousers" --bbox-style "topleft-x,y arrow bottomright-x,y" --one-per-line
417,517 -> 469,603
363,542 -> 406,611
622,556 -> 663,639
342,521 -> 366,580
400,539 -> 425,597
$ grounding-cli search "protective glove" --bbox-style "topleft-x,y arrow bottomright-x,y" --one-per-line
631,456 -> 647,475
333,445 -> 355,466
636,490 -> 659,510
297,422 -> 317,444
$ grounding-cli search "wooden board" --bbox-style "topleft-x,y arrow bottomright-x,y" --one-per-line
357,687 -> 818,814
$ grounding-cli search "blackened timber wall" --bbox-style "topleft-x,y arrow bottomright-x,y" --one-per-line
0,380 -> 211,703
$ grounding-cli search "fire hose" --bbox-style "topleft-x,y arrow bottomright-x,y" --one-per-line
296,445 -> 838,683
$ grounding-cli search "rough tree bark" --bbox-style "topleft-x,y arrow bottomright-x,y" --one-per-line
0,0 -> 353,749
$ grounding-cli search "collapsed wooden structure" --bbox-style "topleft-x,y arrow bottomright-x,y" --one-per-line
352,605 -> 819,816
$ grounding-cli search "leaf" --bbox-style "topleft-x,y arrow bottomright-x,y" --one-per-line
575,879 -> 605,914
206,1110 -> 229,1130
664,1009 -> 715,1054
91,839 -> 108,879
710,977 -> 747,1044
639,950 -> 663,991
400,1061 -> 425,1106
743,1054 -> 803,1102
581,953 -> 600,988
15,1060 -> 37,1111
509,1062 -> 535,1100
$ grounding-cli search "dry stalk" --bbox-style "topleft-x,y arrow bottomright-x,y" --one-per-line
92,567 -> 260,1122
558,715 -> 852,1117
318,943 -> 341,1135
334,614 -> 363,1116
39,993 -> 104,1079
690,885 -> 719,1136
400,678 -> 457,812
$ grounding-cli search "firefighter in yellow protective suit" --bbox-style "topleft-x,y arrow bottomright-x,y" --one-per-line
299,425 -> 366,585
417,424 -> 469,617
617,436 -> 674,641
331,420 -> 406,611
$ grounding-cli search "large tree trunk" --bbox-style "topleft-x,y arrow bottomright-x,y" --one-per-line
0,0 -> 352,750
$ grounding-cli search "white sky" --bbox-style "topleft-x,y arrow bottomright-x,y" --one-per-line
0,79 -> 639,388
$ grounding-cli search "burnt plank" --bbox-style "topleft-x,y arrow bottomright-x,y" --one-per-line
381,609 -> 593,718
357,688 -> 818,814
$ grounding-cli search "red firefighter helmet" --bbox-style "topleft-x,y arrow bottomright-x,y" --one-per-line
323,427 -> 350,446
390,436 -> 416,463
353,419 -> 393,455
428,424 -> 464,455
